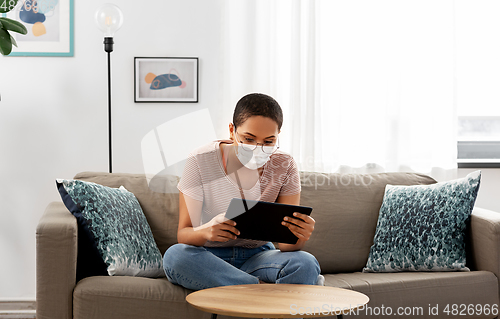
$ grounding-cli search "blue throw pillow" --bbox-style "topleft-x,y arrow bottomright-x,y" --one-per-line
363,170 -> 481,272
56,179 -> 165,277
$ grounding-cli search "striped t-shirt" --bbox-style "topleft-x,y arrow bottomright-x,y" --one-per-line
177,139 -> 301,248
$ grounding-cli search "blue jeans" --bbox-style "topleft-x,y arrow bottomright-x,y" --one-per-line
163,242 -> 321,291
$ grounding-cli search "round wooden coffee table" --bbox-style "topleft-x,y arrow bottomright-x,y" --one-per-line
186,284 -> 369,319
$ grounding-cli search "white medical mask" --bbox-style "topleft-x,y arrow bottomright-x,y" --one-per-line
235,143 -> 274,170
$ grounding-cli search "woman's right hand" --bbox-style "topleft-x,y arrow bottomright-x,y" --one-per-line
200,213 -> 240,242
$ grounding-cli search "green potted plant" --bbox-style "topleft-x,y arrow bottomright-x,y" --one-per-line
0,0 -> 27,55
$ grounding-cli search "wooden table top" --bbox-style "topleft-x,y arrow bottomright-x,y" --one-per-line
186,284 -> 369,318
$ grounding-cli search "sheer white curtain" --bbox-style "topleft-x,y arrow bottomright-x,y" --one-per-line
219,0 -> 458,180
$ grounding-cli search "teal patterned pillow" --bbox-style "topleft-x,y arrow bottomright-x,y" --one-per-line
363,170 -> 481,272
57,179 -> 165,277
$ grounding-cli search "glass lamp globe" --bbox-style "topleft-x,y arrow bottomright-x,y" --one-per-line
95,3 -> 124,37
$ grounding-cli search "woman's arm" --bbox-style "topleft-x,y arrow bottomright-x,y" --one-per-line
276,193 -> 316,252
177,191 -> 206,246
177,191 -> 240,246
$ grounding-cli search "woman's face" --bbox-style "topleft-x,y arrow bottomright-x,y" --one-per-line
230,116 -> 280,145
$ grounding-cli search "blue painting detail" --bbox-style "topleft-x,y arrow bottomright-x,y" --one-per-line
20,3 -> 46,24
144,71 -> 186,91
36,0 -> 59,14
150,74 -> 182,90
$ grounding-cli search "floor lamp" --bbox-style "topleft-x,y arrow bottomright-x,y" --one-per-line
95,3 -> 124,173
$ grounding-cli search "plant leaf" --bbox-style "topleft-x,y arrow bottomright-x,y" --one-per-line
0,17 -> 27,35
0,0 -> 19,13
0,28 -> 12,55
10,33 -> 16,47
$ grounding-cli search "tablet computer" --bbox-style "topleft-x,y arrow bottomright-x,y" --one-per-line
224,198 -> 313,245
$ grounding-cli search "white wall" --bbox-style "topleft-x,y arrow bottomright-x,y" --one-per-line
457,168 -> 500,213
0,0 -> 225,299
0,0 -> 499,300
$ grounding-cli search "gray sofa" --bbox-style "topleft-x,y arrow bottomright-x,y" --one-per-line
36,171 -> 500,319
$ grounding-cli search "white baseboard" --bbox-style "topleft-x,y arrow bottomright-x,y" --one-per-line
0,310 -> 36,319
0,301 -> 36,319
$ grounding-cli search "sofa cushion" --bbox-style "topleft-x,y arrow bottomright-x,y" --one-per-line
73,277 -> 210,319
74,172 -> 180,255
363,170 -> 481,272
73,272 -> 498,319
300,172 -> 437,274
57,179 -> 165,277
325,271 -> 498,318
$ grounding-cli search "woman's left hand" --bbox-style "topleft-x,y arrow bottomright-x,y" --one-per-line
281,212 -> 315,242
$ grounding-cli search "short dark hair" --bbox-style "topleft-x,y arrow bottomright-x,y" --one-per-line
233,93 -> 283,130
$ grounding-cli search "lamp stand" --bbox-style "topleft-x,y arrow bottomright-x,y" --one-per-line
104,37 -> 114,173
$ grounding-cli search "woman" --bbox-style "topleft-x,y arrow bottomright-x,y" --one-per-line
163,93 -> 321,290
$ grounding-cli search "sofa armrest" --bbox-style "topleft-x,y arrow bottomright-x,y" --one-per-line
36,202 -> 77,319
470,206 -> 500,279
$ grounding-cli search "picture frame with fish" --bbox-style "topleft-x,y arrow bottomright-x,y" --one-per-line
3,0 -> 74,57
134,57 -> 199,103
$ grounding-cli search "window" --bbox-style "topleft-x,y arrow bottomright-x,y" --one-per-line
457,117 -> 500,168
456,1 -> 500,168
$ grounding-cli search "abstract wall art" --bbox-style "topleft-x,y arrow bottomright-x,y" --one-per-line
3,0 -> 74,56
134,57 -> 199,103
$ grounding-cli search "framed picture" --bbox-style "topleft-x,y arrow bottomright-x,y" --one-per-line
134,57 -> 199,103
3,0 -> 74,56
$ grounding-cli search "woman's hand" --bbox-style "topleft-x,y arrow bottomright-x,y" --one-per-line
281,212 -> 315,242
198,213 -> 240,242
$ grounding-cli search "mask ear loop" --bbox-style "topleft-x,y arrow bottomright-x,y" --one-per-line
233,130 -> 243,157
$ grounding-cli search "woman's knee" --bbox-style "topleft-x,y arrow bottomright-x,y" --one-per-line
295,250 -> 319,263
276,251 -> 321,285
290,251 -> 321,274
163,243 -> 203,269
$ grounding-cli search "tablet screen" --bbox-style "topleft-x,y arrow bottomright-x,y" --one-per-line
224,198 -> 313,244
